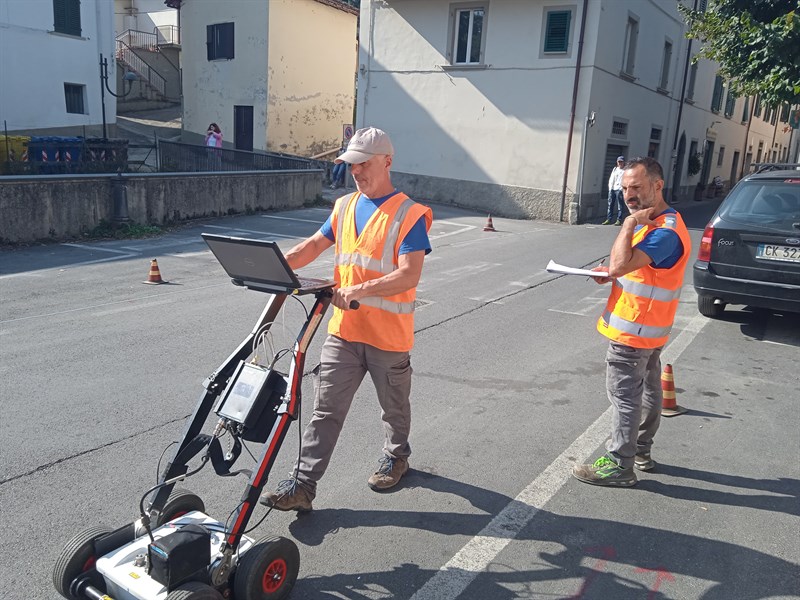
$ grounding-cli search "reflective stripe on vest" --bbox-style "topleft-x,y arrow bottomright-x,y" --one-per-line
612,278 -> 683,303
357,296 -> 416,314
601,310 -> 673,339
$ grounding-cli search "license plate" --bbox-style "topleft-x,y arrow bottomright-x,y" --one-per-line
756,244 -> 800,263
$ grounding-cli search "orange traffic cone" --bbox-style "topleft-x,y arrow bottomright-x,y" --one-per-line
483,214 -> 497,232
143,258 -> 167,285
660,363 -> 686,417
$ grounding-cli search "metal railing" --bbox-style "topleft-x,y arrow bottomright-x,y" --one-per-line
158,140 -> 328,173
156,25 -> 181,45
116,29 -> 158,51
116,40 -> 167,98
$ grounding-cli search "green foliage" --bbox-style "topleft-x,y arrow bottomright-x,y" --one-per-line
85,220 -> 163,240
679,0 -> 800,106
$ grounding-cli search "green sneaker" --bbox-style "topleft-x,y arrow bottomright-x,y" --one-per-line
601,219 -> 612,225
614,219 -> 622,226
572,455 -> 637,487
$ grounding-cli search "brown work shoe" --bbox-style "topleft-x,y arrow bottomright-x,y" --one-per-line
368,455 -> 409,491
259,479 -> 313,512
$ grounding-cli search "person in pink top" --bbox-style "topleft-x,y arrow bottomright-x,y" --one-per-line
205,123 -> 223,169
205,123 -> 222,147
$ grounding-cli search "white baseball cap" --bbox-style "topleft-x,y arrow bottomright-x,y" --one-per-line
335,127 -> 394,164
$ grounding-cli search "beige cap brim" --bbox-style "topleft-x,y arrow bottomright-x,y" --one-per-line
335,149 -> 375,165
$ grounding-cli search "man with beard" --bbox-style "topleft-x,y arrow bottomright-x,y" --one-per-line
573,157 -> 691,487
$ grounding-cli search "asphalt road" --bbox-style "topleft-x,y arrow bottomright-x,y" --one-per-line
1,197 -> 798,600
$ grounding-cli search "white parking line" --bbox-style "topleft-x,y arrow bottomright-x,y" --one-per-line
61,243 -> 133,254
0,253 -> 139,279
260,215 -> 325,224
202,225 -> 297,239
410,309 -> 709,600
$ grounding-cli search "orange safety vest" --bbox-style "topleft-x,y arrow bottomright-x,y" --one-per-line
329,191 -> 433,352
597,211 -> 692,349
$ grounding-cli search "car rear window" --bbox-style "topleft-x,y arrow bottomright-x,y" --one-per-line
718,180 -> 800,229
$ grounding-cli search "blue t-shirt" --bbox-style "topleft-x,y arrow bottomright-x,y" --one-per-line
320,192 -> 432,255
634,208 -> 683,269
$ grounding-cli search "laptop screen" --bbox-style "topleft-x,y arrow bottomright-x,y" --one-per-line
202,233 -> 299,289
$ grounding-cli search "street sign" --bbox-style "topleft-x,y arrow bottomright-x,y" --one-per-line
343,124 -> 354,142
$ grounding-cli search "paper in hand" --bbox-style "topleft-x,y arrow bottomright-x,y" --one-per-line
546,259 -> 606,278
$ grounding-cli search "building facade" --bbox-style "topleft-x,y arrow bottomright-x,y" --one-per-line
1,0 -> 116,136
179,0 -> 358,157
357,0 -> 798,223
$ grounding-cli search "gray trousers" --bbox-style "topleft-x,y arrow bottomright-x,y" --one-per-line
293,335 -> 413,494
604,341 -> 663,468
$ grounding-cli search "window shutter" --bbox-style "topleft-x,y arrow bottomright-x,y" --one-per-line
53,0 -> 66,32
206,24 -> 214,60
222,22 -> 234,59
711,76 -> 723,111
66,0 -> 81,36
544,11 -> 571,53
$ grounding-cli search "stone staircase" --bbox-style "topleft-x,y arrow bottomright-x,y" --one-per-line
115,29 -> 181,113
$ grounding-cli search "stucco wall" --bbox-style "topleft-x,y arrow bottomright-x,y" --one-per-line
0,171 -> 322,243
266,0 -> 358,156
180,1 -> 269,150
1,0 -> 115,133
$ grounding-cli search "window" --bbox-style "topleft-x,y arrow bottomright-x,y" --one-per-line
207,22 -> 234,60
724,86 -> 736,118
711,76 -> 724,112
741,96 -> 750,122
658,40 -> 672,90
754,95 -> 762,118
780,104 -> 790,122
64,83 -> 85,114
699,0 -> 708,11
622,16 -> 639,76
686,63 -> 698,101
770,106 -> 778,125
543,10 -> 571,54
611,120 -> 628,137
449,4 -> 487,65
53,0 -> 81,36
717,146 -> 725,167
648,127 -> 661,159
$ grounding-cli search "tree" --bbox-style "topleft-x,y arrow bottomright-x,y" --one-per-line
679,0 -> 800,106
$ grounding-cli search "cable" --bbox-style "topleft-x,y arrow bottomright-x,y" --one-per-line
156,441 -> 178,483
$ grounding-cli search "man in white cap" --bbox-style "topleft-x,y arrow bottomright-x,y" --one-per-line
603,156 -> 627,225
261,127 -> 433,512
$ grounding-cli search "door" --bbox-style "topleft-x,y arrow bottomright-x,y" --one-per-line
602,144 -> 626,197
672,133 -> 686,203
729,151 -> 740,188
700,140 -> 714,187
234,105 -> 253,152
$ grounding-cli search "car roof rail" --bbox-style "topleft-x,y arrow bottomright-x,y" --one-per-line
751,162 -> 800,174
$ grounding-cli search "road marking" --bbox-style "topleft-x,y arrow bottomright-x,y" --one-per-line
0,283 -> 228,324
429,222 -> 476,240
202,224 -> 297,239
260,215 -> 325,224
0,253 -> 139,279
61,243 -> 133,254
410,307 -> 710,600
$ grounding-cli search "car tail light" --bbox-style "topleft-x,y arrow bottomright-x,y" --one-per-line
697,223 -> 714,262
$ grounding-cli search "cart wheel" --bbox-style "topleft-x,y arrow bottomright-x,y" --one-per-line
166,581 -> 223,599
154,488 -> 206,526
52,526 -> 112,599
234,536 -> 299,600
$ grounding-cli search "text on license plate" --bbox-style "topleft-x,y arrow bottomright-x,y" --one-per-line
756,244 -> 800,263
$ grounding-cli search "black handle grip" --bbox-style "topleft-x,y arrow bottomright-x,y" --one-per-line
349,300 -> 360,310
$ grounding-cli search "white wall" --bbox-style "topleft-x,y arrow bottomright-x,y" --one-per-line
359,0 -> 598,193
1,0 -> 115,133
114,0 -> 178,38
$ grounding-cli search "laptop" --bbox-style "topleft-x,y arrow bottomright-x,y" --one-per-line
202,233 -> 334,293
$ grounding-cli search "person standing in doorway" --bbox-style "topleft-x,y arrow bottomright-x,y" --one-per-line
573,157 -> 691,487
602,156 -> 626,225
260,127 -> 433,512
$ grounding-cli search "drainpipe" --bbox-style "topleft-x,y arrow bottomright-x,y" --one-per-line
668,0 -> 697,203
559,0 -> 589,223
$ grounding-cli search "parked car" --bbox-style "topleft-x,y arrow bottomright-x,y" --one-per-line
693,165 -> 800,318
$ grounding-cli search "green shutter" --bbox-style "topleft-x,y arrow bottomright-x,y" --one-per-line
66,0 -> 81,36
544,11 -> 571,53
